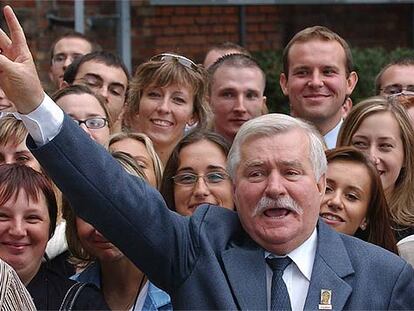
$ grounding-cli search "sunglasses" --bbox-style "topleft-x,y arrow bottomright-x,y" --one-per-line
150,53 -> 199,72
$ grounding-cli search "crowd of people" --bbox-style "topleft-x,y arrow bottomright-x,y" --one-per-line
0,4 -> 414,310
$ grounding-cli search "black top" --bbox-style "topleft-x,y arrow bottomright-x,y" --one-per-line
394,225 -> 414,242
26,261 -> 109,310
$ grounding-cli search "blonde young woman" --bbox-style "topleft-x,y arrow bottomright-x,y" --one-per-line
123,53 -> 211,164
337,96 -> 414,241
109,132 -> 163,189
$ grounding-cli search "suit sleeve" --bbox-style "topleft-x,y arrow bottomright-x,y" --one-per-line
28,115 -> 198,292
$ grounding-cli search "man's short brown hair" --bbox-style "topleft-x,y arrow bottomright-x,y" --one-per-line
282,26 -> 354,77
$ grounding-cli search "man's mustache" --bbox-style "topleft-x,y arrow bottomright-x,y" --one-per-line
253,196 -> 304,216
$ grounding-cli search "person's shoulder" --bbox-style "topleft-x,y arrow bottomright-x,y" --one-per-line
339,231 -> 409,273
318,220 -> 408,274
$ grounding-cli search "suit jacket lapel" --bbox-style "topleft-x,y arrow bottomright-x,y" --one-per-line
222,240 -> 267,310
305,221 -> 354,310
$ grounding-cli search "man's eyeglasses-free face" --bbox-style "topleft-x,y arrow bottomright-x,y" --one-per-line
75,74 -> 126,98
172,171 -> 230,186
72,117 -> 108,129
52,53 -> 83,65
381,84 -> 414,96
150,53 -> 199,72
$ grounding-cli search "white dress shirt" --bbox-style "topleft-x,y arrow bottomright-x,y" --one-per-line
323,119 -> 342,150
265,228 -> 317,311
18,93 -> 64,146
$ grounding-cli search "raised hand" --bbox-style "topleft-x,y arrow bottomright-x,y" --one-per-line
0,5 -> 44,114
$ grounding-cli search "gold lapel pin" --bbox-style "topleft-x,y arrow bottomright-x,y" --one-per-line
318,289 -> 332,310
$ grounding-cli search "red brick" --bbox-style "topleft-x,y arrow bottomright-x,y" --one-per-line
158,6 -> 174,15
249,24 -> 260,32
225,24 -> 237,33
260,24 -> 277,32
213,25 -> 225,34
246,6 -> 259,14
171,16 -> 194,25
200,6 -> 211,15
163,27 -> 176,35
224,6 -> 238,14
196,16 -> 210,25
259,5 -> 278,14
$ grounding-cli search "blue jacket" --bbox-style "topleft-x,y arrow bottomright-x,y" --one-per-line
72,263 -> 171,311
29,115 -> 414,310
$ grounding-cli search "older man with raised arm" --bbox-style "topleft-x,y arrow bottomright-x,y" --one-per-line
0,6 -> 413,310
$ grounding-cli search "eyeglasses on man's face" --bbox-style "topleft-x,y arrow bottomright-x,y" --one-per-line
381,84 -> 414,96
172,171 -> 230,186
150,53 -> 200,72
72,117 -> 108,129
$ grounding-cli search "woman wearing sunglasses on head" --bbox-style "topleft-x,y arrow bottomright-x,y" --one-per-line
123,53 -> 211,165
160,130 -> 234,216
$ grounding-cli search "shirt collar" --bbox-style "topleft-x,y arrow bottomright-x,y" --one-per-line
265,228 -> 317,281
324,119 -> 343,149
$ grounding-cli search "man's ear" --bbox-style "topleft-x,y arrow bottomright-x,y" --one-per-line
346,71 -> 358,95
59,80 -> 69,90
261,96 -> 268,115
317,173 -> 326,197
279,73 -> 289,96
187,113 -> 198,126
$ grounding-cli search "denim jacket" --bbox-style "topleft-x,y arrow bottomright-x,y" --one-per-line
71,262 -> 172,311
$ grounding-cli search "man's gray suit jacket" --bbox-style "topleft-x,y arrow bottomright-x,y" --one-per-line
29,116 -> 414,310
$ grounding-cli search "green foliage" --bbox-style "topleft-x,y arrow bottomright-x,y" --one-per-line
254,47 -> 414,114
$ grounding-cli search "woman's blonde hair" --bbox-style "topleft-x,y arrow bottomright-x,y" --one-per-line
108,132 -> 163,189
337,96 -> 414,227
0,115 -> 27,146
123,55 -> 212,130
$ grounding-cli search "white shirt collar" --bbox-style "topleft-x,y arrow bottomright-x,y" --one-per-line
324,119 -> 343,149
265,228 -> 317,281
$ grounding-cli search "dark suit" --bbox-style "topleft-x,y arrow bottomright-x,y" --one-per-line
29,116 -> 414,310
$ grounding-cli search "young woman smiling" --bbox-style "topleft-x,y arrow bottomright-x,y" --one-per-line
160,130 -> 234,216
0,164 -> 108,310
320,147 -> 397,253
123,53 -> 211,165
337,96 -> 414,241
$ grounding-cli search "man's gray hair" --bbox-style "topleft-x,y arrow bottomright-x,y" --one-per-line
227,113 -> 327,180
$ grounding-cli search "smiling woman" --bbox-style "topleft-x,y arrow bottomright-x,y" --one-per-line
0,164 -> 108,310
123,53 -> 212,164
160,129 -> 234,215
320,147 -> 397,253
0,115 -> 41,172
337,96 -> 414,242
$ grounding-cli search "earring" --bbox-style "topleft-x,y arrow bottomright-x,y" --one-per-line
360,223 -> 367,231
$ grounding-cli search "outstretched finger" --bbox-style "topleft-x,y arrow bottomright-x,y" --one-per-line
2,6 -> 30,54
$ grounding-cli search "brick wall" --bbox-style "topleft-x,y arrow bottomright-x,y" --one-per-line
1,1 -> 412,91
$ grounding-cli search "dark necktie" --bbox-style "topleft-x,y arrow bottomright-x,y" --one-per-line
266,257 -> 292,311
